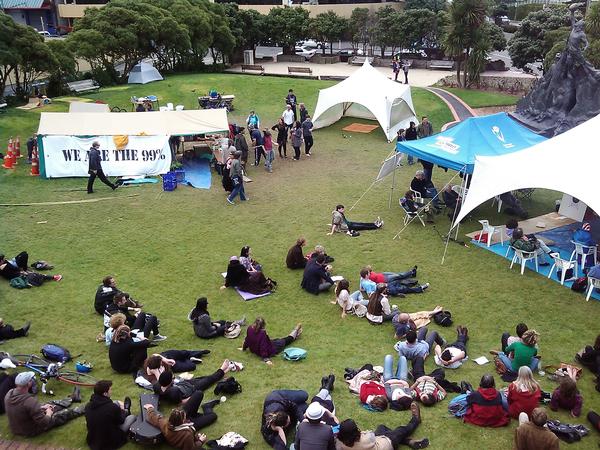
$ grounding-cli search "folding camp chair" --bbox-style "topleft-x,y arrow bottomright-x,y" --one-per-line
400,198 -> 426,227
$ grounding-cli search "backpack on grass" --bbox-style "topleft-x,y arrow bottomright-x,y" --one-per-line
283,347 -> 307,361
41,344 -> 72,363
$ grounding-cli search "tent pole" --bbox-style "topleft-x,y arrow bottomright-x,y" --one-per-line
454,173 -> 469,240
441,166 -> 468,265
388,162 -> 396,209
348,181 -> 377,213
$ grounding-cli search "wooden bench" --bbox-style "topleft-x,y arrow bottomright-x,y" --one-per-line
429,60 -> 454,70
66,79 -> 100,93
241,64 -> 264,74
288,66 -> 313,75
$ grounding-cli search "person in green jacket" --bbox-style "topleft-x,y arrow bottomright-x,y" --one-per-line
496,330 -> 540,374
510,228 -> 554,266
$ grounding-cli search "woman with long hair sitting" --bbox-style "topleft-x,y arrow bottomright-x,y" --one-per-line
507,366 -> 542,419
366,284 -> 398,324
239,246 -> 262,272
223,256 -> 275,295
109,325 -> 153,374
188,297 -> 245,339
332,279 -> 367,318
550,375 -> 582,417
241,317 -> 302,365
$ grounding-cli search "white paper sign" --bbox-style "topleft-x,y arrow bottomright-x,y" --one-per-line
41,135 -> 172,178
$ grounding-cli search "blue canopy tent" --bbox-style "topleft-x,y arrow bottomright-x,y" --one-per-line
394,112 -> 547,174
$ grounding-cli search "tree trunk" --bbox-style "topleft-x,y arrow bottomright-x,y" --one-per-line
456,60 -> 462,88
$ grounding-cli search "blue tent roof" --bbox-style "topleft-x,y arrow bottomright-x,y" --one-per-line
396,113 -> 547,173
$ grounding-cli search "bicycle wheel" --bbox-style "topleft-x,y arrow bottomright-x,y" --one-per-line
58,371 -> 97,387
11,354 -> 51,370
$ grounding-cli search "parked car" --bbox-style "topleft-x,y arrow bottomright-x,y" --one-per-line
296,39 -> 323,49
295,46 -> 317,60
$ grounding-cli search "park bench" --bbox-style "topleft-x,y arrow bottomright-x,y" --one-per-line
350,56 -> 372,66
429,60 -> 454,70
66,79 -> 100,93
288,66 -> 313,75
241,64 -> 265,74
0,102 -> 6,113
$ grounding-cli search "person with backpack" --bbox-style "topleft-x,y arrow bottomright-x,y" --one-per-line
241,317 -> 302,365
85,380 -> 135,450
463,374 -> 509,427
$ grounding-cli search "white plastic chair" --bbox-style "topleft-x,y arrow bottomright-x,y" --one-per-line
409,189 -> 423,204
491,195 -> 503,213
510,247 -> 538,275
400,198 -> 425,227
167,102 -> 174,111
476,220 -> 504,247
547,254 -> 576,285
569,241 -> 598,276
175,105 -> 184,111
159,106 -> 168,112
586,276 -> 600,301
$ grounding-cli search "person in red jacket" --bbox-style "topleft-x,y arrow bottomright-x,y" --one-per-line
464,374 -> 509,427
507,366 -> 542,419
241,317 -> 302,365
359,380 -> 388,411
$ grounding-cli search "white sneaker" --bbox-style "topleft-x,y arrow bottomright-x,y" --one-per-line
420,283 -> 430,291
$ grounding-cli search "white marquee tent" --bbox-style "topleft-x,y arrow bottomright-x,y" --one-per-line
453,113 -> 600,226
312,60 -> 417,141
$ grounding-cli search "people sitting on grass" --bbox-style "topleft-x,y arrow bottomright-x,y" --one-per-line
366,284 -> 399,324
510,228 -> 554,266
294,378 -> 339,449
433,326 -> 469,369
240,246 -> 262,272
109,325 -> 154,375
0,251 -> 62,286
104,313 -> 135,346
494,329 -> 540,375
576,334 -> 600,384
332,279 -> 368,318
573,222 -> 595,248
328,204 -> 383,237
188,297 -> 246,339
336,403 -> 429,450
410,170 -> 441,211
507,366 -> 542,420
392,307 -> 443,340
146,401 -> 211,450
306,244 -> 334,264
85,380 -> 134,450
104,292 -> 166,341
223,256 -> 275,295
94,276 -> 142,315
514,407 -> 559,450
286,237 -> 307,270
5,371 -> 84,437
241,317 -> 302,365
501,322 -> 530,353
0,317 -> 30,341
140,350 -> 210,385
550,374 -> 582,417
463,374 -> 509,427
401,191 -> 434,224
301,254 -> 334,295
154,359 -> 230,405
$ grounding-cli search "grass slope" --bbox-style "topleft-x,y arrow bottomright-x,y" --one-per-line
443,88 -> 521,108
0,73 -> 598,450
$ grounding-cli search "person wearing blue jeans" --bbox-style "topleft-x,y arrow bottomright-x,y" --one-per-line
384,354 -> 409,381
227,152 -> 247,204
497,353 -> 539,373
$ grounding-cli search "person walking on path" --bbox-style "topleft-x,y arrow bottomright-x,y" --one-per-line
227,151 -> 247,204
402,60 -> 410,84
302,115 -> 314,156
87,141 -> 116,194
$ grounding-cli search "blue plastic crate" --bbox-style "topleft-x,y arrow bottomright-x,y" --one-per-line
163,180 -> 177,191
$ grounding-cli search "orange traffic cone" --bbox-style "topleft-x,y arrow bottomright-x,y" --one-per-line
14,136 -> 21,158
2,139 -> 15,169
30,147 -> 39,176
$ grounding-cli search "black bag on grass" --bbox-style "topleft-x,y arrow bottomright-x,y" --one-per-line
433,310 -> 453,327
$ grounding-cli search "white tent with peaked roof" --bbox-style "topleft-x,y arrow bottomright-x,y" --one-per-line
312,60 -> 417,141
128,62 -> 163,84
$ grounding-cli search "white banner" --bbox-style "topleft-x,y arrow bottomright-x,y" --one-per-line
41,135 -> 172,178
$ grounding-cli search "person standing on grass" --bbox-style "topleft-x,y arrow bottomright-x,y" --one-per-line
263,129 -> 274,173
87,141 -> 116,194
26,134 -> 36,164
234,127 -> 249,170
282,104 -> 295,134
285,89 -> 298,121
299,103 -> 309,124
250,124 -> 265,166
302,114 -> 314,156
291,121 -> 303,161
247,110 -> 260,129
392,58 -> 400,82
271,118 -> 288,159
227,151 -> 247,204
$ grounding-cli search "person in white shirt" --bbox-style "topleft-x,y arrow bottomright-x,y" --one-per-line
282,105 -> 295,132
331,279 -> 367,318
433,326 -> 468,369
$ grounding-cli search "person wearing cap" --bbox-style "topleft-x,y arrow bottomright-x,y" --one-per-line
335,402 -> 428,450
87,140 -> 117,194
573,222 -> 596,249
4,371 -> 83,436
0,317 -> 31,341
227,151 -> 248,204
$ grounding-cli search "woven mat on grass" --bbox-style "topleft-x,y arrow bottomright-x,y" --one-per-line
342,123 -> 379,133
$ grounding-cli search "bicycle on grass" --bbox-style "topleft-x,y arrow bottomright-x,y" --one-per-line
11,354 -> 97,395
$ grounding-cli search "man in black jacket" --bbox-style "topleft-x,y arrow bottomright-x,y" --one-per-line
87,141 -> 116,194
301,255 -> 334,295
85,380 -> 134,450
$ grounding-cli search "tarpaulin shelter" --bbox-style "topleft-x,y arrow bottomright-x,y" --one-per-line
37,109 -> 229,178
128,62 -> 163,84
68,101 -> 110,113
312,60 -> 417,141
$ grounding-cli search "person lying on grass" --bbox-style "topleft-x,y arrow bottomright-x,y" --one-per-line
328,204 -> 383,237
433,326 -> 469,369
336,403 -> 429,450
360,268 -> 429,299
154,359 -> 231,405
294,377 -> 339,450
0,317 -> 30,341
240,317 -> 302,365
140,350 -> 211,385
392,308 -> 443,340
0,252 -> 62,287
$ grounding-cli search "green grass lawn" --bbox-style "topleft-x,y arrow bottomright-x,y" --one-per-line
443,88 -> 522,108
0,73 -> 598,450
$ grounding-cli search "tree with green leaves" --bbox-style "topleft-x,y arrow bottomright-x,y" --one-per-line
264,7 -> 310,55
372,6 -> 402,57
508,5 -> 569,69
309,11 -> 348,55
404,0 -> 448,13
348,8 -> 372,54
400,8 -> 441,53
443,0 -> 498,87
46,40 -> 77,97
222,4 -> 265,58
0,12 -> 19,98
